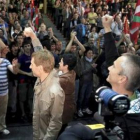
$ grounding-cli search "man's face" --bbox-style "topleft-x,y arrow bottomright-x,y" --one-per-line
73,13 -> 78,19
23,44 -> 31,53
70,45 -> 77,53
40,24 -> 46,31
92,27 -> 96,32
17,36 -> 23,44
11,45 -> 19,55
30,57 -> 40,77
48,27 -> 52,34
86,50 -> 93,59
89,38 -> 94,45
120,45 -> 127,54
51,44 -> 56,52
56,42 -> 62,51
107,56 -> 126,86
15,23 -> 21,30
25,11 -> 29,18
2,10 -> 5,16
81,18 -> 85,24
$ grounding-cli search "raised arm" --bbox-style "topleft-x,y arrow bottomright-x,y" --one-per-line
0,39 -> 7,52
123,33 -> 133,47
74,36 -> 85,55
49,28 -> 58,42
65,32 -> 76,52
102,15 -> 119,67
65,31 -> 85,54
116,34 -> 124,47
24,27 -> 43,52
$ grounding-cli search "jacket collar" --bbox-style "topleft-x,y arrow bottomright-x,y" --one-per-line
34,69 -> 58,94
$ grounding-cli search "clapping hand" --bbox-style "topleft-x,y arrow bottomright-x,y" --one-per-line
12,58 -> 19,74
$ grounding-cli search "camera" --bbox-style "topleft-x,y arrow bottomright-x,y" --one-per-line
94,86 -> 130,140
95,86 -> 130,116
58,87 -> 131,140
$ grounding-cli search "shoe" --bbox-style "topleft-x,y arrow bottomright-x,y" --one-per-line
82,108 -> 93,115
1,129 -> 10,135
78,109 -> 84,117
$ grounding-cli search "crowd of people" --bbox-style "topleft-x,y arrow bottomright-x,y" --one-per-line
46,0 -> 139,116
0,0 -> 140,140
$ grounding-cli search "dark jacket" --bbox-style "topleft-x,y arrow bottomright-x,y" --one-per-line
80,57 -> 97,83
59,70 -> 76,124
104,32 -> 119,67
75,23 -> 87,44
104,32 -> 140,140
115,114 -> 140,140
70,18 -> 81,30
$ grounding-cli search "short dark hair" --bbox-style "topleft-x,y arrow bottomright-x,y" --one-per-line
72,42 -> 77,47
62,53 -> 77,71
16,33 -> 23,39
50,41 -> 56,46
118,43 -> 127,55
84,47 -> 93,56
23,39 -> 31,47
9,41 -> 17,50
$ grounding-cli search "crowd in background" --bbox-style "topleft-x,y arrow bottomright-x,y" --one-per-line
0,0 -> 140,135
46,0 -> 139,117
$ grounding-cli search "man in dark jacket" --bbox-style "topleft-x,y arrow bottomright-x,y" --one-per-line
102,15 -> 140,140
58,53 -> 77,135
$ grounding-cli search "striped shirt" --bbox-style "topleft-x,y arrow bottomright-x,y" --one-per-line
0,58 -> 11,96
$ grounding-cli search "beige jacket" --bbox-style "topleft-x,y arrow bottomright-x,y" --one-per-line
33,69 -> 65,140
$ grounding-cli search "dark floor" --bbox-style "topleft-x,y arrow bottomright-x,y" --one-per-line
0,125 -> 33,140
0,114 -> 96,140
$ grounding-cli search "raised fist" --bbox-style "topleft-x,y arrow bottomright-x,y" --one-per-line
24,27 -> 36,39
102,15 -> 113,29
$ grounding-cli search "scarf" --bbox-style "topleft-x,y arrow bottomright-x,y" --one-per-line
85,56 -> 93,62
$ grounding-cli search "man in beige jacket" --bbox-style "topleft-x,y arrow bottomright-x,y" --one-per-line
24,28 -> 65,140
